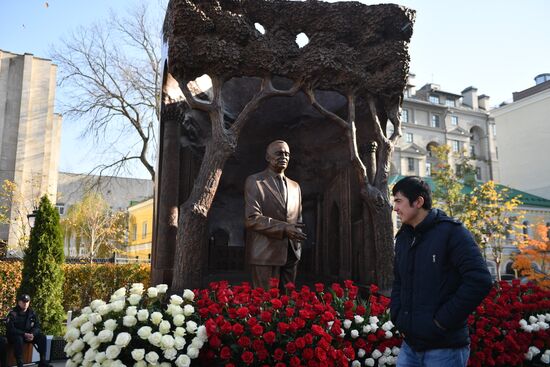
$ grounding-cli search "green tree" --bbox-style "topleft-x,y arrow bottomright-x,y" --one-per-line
19,195 -> 65,335
62,192 -> 128,262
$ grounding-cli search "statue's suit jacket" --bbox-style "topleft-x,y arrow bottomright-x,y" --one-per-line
245,169 -> 302,266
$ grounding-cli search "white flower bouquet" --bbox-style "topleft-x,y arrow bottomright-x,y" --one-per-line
63,283 -> 206,367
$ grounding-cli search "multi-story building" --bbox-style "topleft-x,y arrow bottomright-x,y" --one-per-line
127,197 -> 153,260
0,50 -> 62,252
57,172 -> 153,257
490,74 -> 550,200
391,74 -> 499,182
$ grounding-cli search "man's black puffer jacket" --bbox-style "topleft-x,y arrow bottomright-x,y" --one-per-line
390,209 -> 493,351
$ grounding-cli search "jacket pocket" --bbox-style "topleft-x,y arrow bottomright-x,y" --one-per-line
410,311 -> 446,341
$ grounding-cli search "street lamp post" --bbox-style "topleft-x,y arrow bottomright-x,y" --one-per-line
27,210 -> 38,229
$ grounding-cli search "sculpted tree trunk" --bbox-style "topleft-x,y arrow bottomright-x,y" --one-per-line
171,76 -> 301,292
305,87 -> 402,291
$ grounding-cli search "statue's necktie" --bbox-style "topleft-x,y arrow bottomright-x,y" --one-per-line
277,175 -> 287,204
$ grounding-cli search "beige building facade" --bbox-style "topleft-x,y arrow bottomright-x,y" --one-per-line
490,74 -> 550,200
0,50 -> 62,251
391,75 -> 499,182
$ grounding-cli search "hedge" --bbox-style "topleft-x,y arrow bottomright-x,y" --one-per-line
0,261 -> 150,318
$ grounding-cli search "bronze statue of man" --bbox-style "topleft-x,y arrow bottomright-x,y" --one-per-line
244,140 -> 306,289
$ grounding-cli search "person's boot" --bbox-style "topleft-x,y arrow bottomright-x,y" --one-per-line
16,358 -> 23,367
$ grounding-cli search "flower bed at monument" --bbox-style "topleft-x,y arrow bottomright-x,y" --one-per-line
64,280 -> 550,367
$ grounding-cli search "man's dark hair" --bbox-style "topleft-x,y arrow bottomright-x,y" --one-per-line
392,176 -> 432,209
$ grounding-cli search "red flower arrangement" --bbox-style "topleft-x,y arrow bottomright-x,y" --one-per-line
191,279 -> 549,367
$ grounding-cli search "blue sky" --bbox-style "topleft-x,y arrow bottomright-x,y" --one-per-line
1,0 -> 549,178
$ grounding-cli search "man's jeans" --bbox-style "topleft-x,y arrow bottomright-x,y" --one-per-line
397,341 -> 470,367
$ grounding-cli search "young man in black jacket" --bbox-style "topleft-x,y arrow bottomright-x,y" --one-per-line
390,176 -> 493,367
5,294 -> 51,367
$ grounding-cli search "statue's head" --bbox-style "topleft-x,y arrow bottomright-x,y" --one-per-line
266,140 -> 290,173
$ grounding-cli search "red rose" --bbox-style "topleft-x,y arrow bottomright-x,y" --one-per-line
252,339 -> 265,351
285,307 -> 295,317
302,348 -> 314,360
231,323 -> 244,335
275,363 -> 287,367
257,349 -> 269,361
271,298 -> 283,309
251,324 -> 264,336
295,337 -> 306,349
220,346 -> 232,360
208,335 -> 222,349
286,341 -> 297,354
238,336 -> 251,348
237,307 -> 249,318
260,310 -> 272,322
290,356 -> 301,367
278,322 -> 290,334
314,283 -> 325,293
263,331 -> 276,344
268,278 -> 280,289
274,348 -> 285,361
241,351 -> 254,365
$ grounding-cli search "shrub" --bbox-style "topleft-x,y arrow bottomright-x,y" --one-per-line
19,195 -> 65,335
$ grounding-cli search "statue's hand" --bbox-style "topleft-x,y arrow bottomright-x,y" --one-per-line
284,223 -> 307,241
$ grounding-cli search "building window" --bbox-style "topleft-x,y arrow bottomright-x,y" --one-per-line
429,95 -> 440,104
445,99 -> 455,107
402,109 -> 409,123
55,203 -> 65,215
522,221 -> 529,236
406,133 -> 413,143
470,144 -> 476,158
475,167 -> 481,180
142,221 -> 148,239
431,115 -> 440,128
451,140 -> 460,153
490,124 -> 497,136
132,224 -> 137,241
426,162 -> 432,176
407,158 -> 415,172
386,125 -> 394,137
451,116 -> 458,125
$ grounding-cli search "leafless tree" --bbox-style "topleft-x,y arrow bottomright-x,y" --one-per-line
51,2 -> 165,181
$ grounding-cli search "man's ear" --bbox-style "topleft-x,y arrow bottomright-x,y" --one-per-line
414,196 -> 425,208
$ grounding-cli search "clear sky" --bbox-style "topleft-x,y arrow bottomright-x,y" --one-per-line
1,0 -> 549,178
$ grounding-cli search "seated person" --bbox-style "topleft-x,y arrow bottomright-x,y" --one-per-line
6,294 -> 51,367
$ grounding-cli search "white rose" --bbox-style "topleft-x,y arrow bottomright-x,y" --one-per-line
160,335 -> 175,349
113,287 -> 126,297
97,304 -> 111,316
167,304 -> 183,316
174,336 -> 186,350
123,315 -> 138,327
80,321 -> 94,334
173,314 -> 185,327
392,346 -> 400,356
84,348 -> 97,361
71,339 -> 85,353
110,294 -> 125,303
183,305 -> 195,317
385,330 -> 393,339
370,323 -> 379,332
98,329 -> 114,343
112,360 -> 125,367
382,321 -> 394,331
101,360 -> 112,367
147,287 -> 159,298
133,361 -> 147,367
95,352 -> 107,363
104,319 -> 118,331
541,353 -> 550,364
137,326 -> 152,339
131,349 -> 145,361
130,283 -> 144,293
351,329 -> 359,338
362,324 -> 372,334
90,300 -> 105,311
66,359 -> 77,367
150,312 -> 163,325
343,319 -> 352,329
65,327 -> 80,342
384,347 -> 392,356
372,349 -> 382,359
196,325 -> 208,342
365,358 -> 375,366
160,363 -> 171,367
163,348 -> 178,360
187,347 -> 200,359
369,316 -> 379,325
529,315 -> 538,324
126,306 -> 138,316
115,332 -> 132,347
351,361 -> 361,367
105,345 -> 121,360
191,336 -> 204,349
82,331 -> 94,343
148,332 -> 162,347
156,284 -> 169,294
145,351 -> 160,365
175,354 -> 191,367
159,320 -> 171,334
174,327 -> 186,337
357,348 -> 366,358
81,307 -> 93,315
88,336 -> 100,350
183,289 -> 195,302
186,321 -> 198,334
354,315 -> 364,324
379,356 -> 388,365
170,295 -> 184,306
89,313 -> 102,325
82,360 -> 93,367
72,353 -> 83,364
111,300 -> 125,313
128,294 -> 142,306
137,309 -> 149,322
